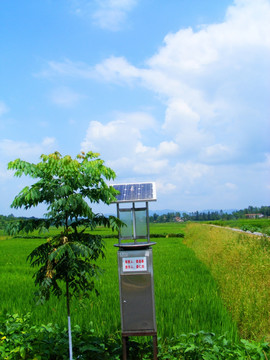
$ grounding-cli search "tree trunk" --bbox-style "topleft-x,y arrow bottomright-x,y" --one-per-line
66,278 -> 73,360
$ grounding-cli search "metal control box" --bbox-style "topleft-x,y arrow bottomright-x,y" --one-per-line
118,248 -> 156,333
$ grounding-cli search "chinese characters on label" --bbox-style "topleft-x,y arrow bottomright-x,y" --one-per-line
122,257 -> 147,272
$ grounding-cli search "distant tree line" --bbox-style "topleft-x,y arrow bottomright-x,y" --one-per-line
149,206 -> 270,223
1,205 -> 270,227
0,214 -> 16,229
0,214 -> 38,230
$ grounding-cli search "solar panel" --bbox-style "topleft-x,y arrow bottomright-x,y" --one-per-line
112,182 -> 156,203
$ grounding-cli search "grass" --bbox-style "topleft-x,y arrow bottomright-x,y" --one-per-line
184,223 -> 270,341
0,223 -> 239,342
153,236 -> 237,339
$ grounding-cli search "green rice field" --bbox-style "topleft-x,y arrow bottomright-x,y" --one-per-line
0,221 -> 270,340
0,223 -> 239,342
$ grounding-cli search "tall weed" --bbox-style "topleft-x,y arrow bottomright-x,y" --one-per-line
184,223 -> 270,340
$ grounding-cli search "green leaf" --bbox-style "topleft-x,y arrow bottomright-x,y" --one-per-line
7,150 -> 123,348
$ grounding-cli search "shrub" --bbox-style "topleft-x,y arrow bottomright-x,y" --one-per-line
0,313 -> 269,359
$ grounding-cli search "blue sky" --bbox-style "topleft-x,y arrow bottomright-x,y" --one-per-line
0,0 -> 269,217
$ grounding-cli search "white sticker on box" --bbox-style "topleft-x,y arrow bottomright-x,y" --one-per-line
122,257 -> 147,272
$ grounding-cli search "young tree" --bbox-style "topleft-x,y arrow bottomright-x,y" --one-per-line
7,151 -> 121,360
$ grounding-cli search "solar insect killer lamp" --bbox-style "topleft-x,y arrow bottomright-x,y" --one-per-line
112,182 -> 158,360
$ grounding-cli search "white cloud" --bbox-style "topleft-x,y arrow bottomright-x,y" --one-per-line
157,141 -> 179,157
163,99 -> 210,156
81,111 -> 180,176
135,141 -> 179,159
94,0 -> 270,92
36,59 -> 94,79
41,137 -> 56,147
147,0 -> 270,73
81,112 -> 156,168
49,86 -> 85,107
95,56 -> 140,82
0,137 -> 57,160
156,181 -> 177,195
173,161 -> 210,184
149,27 -> 219,72
0,167 -> 13,181
69,0 -> 138,31
199,143 -> 235,164
92,0 -> 270,167
0,137 -> 57,186
225,182 -> 238,190
39,0 -> 270,210
92,0 -> 138,31
0,101 -> 9,117
133,158 -> 168,175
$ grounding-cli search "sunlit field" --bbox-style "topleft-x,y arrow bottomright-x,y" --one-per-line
184,223 -> 270,340
0,223 -> 239,341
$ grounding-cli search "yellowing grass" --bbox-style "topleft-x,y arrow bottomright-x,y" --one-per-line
184,223 -> 270,340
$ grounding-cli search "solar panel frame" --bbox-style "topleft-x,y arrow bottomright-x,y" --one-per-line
111,182 -> 157,203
